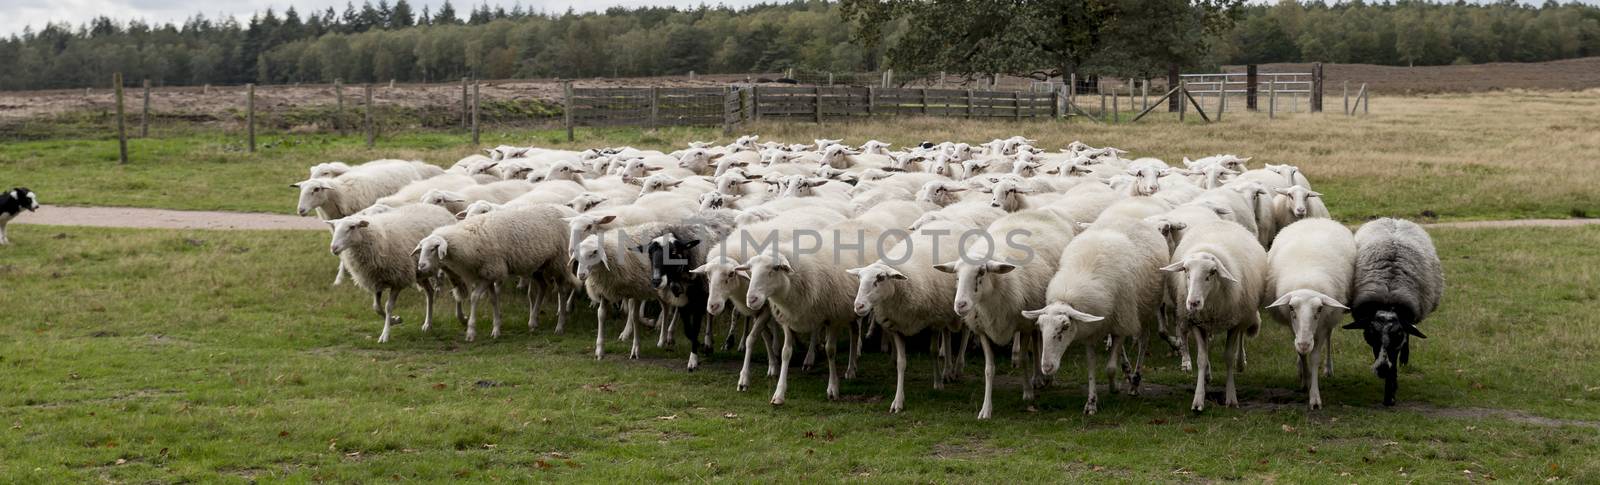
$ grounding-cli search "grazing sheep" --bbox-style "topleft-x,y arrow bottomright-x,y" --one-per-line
934,208 -> 1079,418
416,204 -> 580,342
1162,219 -> 1269,412
0,187 -> 40,245
1346,218 -> 1444,406
295,161 -> 444,219
1025,215 -> 1167,415
1273,184 -> 1330,228
1265,218 -> 1357,410
848,220 -> 971,413
573,222 -> 674,359
328,204 -> 458,343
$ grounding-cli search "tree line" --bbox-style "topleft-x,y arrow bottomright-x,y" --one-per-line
0,0 -> 1596,91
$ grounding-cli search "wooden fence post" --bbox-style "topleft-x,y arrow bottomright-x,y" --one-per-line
1067,73 -> 1076,115
1269,81 -> 1277,120
563,82 -> 574,142
1310,62 -> 1324,113
1050,86 -> 1060,119
1099,92 -> 1107,123
827,72 -> 834,86
1217,83 -> 1226,122
141,79 -> 150,138
462,77 -> 470,128
1363,85 -> 1369,115
247,83 -> 256,153
1246,65 -> 1258,111
921,88 -> 929,116
114,73 -> 127,164
1111,90 -> 1118,123
1178,80 -> 1187,122
649,87 -> 660,129
364,83 -> 375,148
1167,65 -> 1181,112
867,87 -> 877,117
1142,79 -> 1149,111
471,81 -> 481,145
1343,80 -> 1350,116
814,86 -> 824,124
751,86 -> 761,122
966,89 -> 974,119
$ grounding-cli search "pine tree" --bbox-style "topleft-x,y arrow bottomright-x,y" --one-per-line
391,0 -> 416,28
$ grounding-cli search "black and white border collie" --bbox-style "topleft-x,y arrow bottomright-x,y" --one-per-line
0,187 -> 40,245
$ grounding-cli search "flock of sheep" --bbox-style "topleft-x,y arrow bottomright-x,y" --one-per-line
293,135 -> 1444,418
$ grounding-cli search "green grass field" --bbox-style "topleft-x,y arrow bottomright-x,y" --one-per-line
2,223 -> 1597,482
3,91 -> 1599,221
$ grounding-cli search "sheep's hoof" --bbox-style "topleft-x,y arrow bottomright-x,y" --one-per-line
1309,399 -> 1322,411
1180,361 -> 1193,373
770,397 -> 785,406
464,332 -> 476,343
976,408 -> 992,420
737,383 -> 749,392
1225,397 -> 1240,408
1083,398 -> 1098,415
889,403 -> 903,414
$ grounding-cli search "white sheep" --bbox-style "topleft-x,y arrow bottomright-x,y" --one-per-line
1025,215 -> 1167,414
294,161 -> 444,219
908,200 -> 1005,232
416,203 -> 580,342
308,161 -> 352,179
564,192 -> 699,257
1265,218 -> 1357,410
847,220 -> 972,413
373,174 -> 479,208
1161,219 -> 1269,412
327,203 -> 458,343
419,180 -> 535,216
572,223 -> 674,359
1273,184 -> 1330,228
934,208 -> 1078,418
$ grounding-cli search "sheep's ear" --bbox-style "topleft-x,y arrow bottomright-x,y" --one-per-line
597,215 -> 617,225
1266,293 -> 1294,308
630,244 -> 648,253
1124,168 -> 1140,176
1307,190 -> 1323,198
1319,295 -> 1349,310
1044,168 -> 1060,175
845,267 -> 863,277
1075,222 -> 1092,232
987,262 -> 1017,274
1212,206 -> 1234,216
1182,157 -> 1195,167
1020,308 -> 1045,320
356,220 -> 370,228
290,183 -> 302,188
1159,261 -> 1186,273
773,263 -> 792,272
1403,323 -> 1428,339
1215,264 -> 1239,283
325,220 -> 339,228
977,187 -> 993,194
931,261 -> 959,274
1341,321 -> 1367,330
688,263 -> 710,275
1274,188 -> 1292,196
947,187 -> 966,193
1069,311 -> 1105,323
1158,168 -> 1176,177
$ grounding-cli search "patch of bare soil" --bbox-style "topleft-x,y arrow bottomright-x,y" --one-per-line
14,205 -> 323,231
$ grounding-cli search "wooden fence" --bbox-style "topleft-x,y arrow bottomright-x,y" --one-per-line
563,84 -> 1061,139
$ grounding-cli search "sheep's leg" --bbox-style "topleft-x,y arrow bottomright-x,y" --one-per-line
372,289 -> 385,317
628,302 -> 642,360
954,329 -> 971,379
489,282 -> 503,339
1190,328 -> 1210,412
1083,341 -> 1098,415
618,299 -> 636,341
1011,331 -> 1023,368
877,321 -> 890,354
1399,338 -> 1410,366
891,332 -> 909,414
1129,330 -> 1147,395
932,330 -> 947,391
738,312 -> 764,391
802,332 -> 818,371
684,308 -> 703,371
724,313 -> 741,351
1297,354 -> 1310,390
1175,318 -> 1194,373
0,223 -> 8,244
464,285 -> 483,342
1105,336 -> 1124,396
526,280 -> 544,332
824,325 -> 840,400
1322,325 -> 1336,376
771,326 -> 795,406
333,261 -> 348,286
977,336 -> 996,419
446,271 -> 468,326
657,304 -> 673,348
1223,327 -> 1242,408
594,301 -> 608,360
378,290 -> 398,344
761,314 -> 779,376
1021,332 -> 1037,402
844,318 -> 861,380
558,289 -> 577,333
1308,332 -> 1325,410
420,278 -> 436,333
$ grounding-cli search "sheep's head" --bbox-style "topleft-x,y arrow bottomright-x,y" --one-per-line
639,232 -> 701,291
693,256 -> 744,315
1160,251 -> 1239,314
639,174 -> 685,195
732,135 -> 761,151
860,140 -> 892,155
1188,163 -> 1239,189
887,152 -> 923,172
678,148 -> 724,173
858,169 -> 895,183
1266,289 -> 1348,355
565,193 -> 609,213
618,159 -> 661,182
461,201 -> 501,219
293,179 -> 337,217
1275,185 -> 1323,219
698,192 -> 730,210
982,179 -> 1031,212
778,176 -> 829,198
1022,302 -> 1106,376
737,252 -> 793,311
1124,165 -> 1169,196
564,213 -> 619,257
933,257 -> 1015,318
413,234 -> 448,273
539,162 -> 586,184
845,262 -> 907,317
714,172 -> 759,195
819,144 -> 858,167
1143,214 -> 1190,252
711,157 -> 748,177
1343,307 -> 1425,405
326,217 -> 372,254
309,162 -> 351,179
961,158 -> 993,179
915,181 -> 966,207
813,138 -> 844,151
572,234 -> 610,281
420,189 -> 468,208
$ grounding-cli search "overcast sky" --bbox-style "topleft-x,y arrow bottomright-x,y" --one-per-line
2,0 -> 778,37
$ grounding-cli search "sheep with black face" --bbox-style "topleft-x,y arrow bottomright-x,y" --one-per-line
1346,218 -> 1444,406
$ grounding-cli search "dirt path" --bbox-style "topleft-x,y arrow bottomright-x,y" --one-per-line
11,205 -> 1600,232
14,205 -> 324,231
